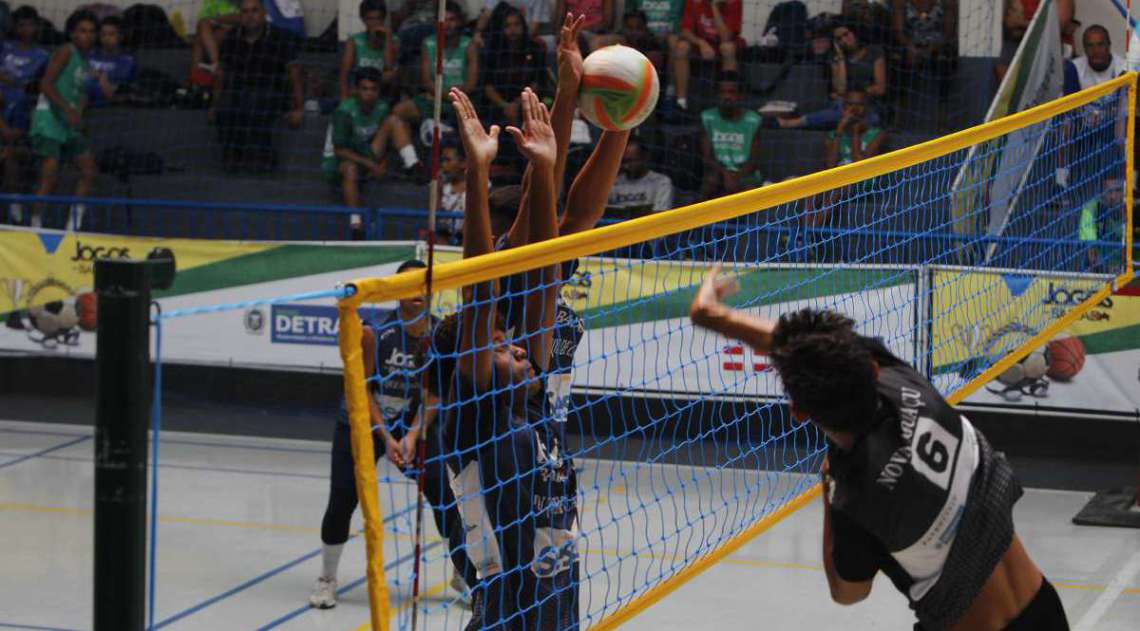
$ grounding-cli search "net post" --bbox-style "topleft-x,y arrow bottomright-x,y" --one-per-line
1125,72 -> 1136,280
93,255 -> 174,631
337,295 -> 390,631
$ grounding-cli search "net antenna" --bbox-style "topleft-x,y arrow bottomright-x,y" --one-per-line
410,0 -> 447,627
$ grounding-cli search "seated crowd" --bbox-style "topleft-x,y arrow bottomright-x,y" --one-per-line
0,0 -> 1127,250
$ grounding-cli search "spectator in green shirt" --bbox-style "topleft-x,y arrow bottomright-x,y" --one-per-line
700,70 -> 761,198
323,67 -> 422,238
393,1 -> 478,126
1079,175 -> 1124,273
338,0 -> 399,100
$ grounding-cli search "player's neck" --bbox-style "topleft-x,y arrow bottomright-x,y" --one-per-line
823,429 -> 855,452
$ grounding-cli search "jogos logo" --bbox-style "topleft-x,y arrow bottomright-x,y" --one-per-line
1042,282 -> 1114,320
69,240 -> 131,273
270,304 -> 387,345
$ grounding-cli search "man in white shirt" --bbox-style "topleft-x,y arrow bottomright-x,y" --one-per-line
1065,25 -> 1126,93
605,139 -> 674,221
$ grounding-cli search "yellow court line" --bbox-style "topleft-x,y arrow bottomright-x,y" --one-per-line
352,580 -> 448,631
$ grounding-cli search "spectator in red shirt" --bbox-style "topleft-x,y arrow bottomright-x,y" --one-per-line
674,0 -> 742,113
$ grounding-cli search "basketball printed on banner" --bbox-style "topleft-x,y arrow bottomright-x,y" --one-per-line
1046,337 -> 1086,381
578,45 -> 660,131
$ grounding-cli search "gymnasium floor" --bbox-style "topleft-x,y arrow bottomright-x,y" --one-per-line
1,418 -> 1138,631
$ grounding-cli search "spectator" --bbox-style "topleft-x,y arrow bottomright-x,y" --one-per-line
28,9 -> 98,230
674,0 -> 743,113
700,70 -> 761,198
780,21 -> 885,130
483,4 -> 546,127
1078,174 -> 1123,273
476,0 -> 555,47
438,134 -> 484,244
86,16 -> 135,107
338,0 -> 398,101
619,10 -> 665,71
1064,25 -> 1126,94
997,0 -> 1074,82
394,0 -> 437,70
393,2 -> 477,126
627,0 -> 684,90
824,90 -> 886,170
606,138 -> 673,220
555,0 -> 620,50
322,67 -> 421,238
1,5 -> 48,223
892,0 -> 957,117
190,0 -> 239,87
209,0 -> 304,173
842,0 -> 892,48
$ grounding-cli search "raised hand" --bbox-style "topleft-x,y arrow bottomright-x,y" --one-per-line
690,263 -> 739,325
505,88 -> 556,169
450,87 -> 500,167
556,13 -> 586,93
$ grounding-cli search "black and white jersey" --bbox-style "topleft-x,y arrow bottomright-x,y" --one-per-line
828,338 -> 1022,630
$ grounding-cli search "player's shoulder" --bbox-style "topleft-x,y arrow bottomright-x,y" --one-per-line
743,109 -> 762,125
700,108 -> 718,125
646,170 -> 672,186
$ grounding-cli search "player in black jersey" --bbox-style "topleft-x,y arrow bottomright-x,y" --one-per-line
689,266 -> 1069,631
310,259 -> 478,609
442,85 -> 579,631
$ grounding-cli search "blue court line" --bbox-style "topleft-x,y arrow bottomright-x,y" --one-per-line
0,436 -> 91,471
256,540 -> 444,630
0,427 -> 330,455
0,623 -> 82,631
152,516 -> 435,629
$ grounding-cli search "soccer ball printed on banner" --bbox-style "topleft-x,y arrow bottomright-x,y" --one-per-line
578,45 -> 660,131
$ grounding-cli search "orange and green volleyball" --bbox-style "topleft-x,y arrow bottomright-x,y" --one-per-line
578,45 -> 660,131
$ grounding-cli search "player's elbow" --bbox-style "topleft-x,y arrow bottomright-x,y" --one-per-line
829,580 -> 872,606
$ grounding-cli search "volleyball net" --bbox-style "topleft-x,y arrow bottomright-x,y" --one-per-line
334,74 -> 1135,629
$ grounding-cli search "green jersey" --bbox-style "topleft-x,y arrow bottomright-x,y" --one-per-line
830,127 -> 882,166
321,97 -> 390,176
350,32 -> 394,74
200,0 -> 238,21
30,44 -> 91,142
701,108 -> 762,170
632,0 -> 685,35
423,34 -> 471,91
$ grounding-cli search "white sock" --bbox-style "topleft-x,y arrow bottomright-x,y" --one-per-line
399,146 -> 419,169
70,203 -> 86,231
321,543 -> 344,580
676,97 -> 687,110
9,203 -> 23,222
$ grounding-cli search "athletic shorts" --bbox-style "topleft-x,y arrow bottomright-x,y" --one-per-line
1004,578 -> 1069,630
31,133 -> 90,162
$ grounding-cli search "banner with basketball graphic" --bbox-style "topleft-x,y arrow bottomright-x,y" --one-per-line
930,268 -> 1140,417
0,228 -> 416,369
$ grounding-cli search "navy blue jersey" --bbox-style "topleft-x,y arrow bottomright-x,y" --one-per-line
444,375 -> 579,630
494,234 -> 585,425
0,41 -> 48,129
339,311 -> 436,441
86,50 -> 136,105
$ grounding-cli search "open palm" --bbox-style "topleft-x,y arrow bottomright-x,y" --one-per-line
506,89 -> 556,169
450,88 -> 499,165
557,13 -> 586,91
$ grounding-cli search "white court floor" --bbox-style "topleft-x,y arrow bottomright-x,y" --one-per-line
1,418 -> 1138,631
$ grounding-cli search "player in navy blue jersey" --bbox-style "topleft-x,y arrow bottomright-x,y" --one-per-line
86,16 -> 136,107
310,258 -> 478,610
442,85 -> 579,631
689,266 -> 1069,631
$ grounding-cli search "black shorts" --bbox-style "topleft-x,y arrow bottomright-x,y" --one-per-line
1005,578 -> 1069,630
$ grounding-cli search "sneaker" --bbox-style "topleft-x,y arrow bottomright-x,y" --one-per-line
309,576 -> 337,609
401,163 -> 429,185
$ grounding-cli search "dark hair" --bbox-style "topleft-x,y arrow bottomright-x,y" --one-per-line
488,185 -> 522,237
359,0 -> 387,19
66,9 -> 98,34
768,308 -> 879,433
12,6 -> 40,24
100,15 -> 124,32
423,308 -> 507,397
717,70 -> 742,86
355,66 -> 383,86
445,1 -> 466,22
440,134 -> 465,157
623,9 -> 648,25
397,259 -> 427,273
1083,24 -> 1111,45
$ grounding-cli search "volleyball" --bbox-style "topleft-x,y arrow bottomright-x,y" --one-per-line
578,45 -> 660,131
